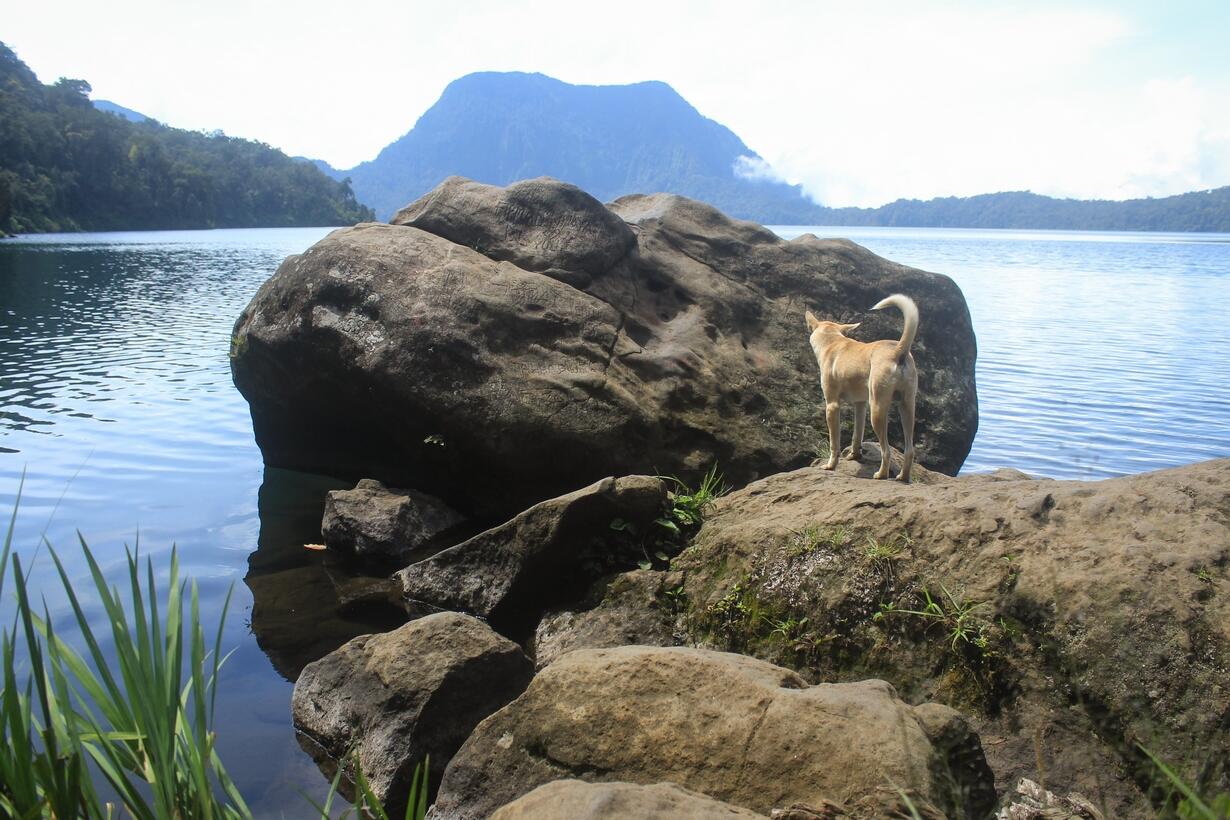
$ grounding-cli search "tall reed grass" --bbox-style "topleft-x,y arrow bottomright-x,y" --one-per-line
0,484 -> 426,819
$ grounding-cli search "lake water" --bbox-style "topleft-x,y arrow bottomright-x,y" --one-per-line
2,224 -> 1229,813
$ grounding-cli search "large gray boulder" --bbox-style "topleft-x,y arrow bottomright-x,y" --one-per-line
429,645 -> 995,819
397,475 -> 666,629
322,478 -> 465,564
291,612 -> 533,816
231,176 -> 977,518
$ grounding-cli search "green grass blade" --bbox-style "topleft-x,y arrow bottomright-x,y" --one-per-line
1141,745 -> 1219,819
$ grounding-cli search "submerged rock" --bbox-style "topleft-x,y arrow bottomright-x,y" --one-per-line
231,176 -> 977,518
489,780 -> 769,819
429,645 -> 996,819
397,475 -> 666,630
321,478 -> 465,564
244,466 -> 407,680
291,612 -> 533,816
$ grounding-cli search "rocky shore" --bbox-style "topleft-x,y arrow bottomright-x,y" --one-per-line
231,177 -> 1228,818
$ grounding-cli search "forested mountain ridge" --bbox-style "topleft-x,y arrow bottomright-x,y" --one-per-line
329,71 -> 826,223
0,42 -> 373,235
819,187 -> 1230,233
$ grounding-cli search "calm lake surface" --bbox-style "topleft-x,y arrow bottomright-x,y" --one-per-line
2,224 -> 1229,813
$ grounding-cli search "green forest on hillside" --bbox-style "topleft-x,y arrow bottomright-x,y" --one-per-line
821,188 -> 1230,233
0,42 -> 373,235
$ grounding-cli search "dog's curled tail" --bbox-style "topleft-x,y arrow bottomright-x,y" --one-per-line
871,294 -> 919,362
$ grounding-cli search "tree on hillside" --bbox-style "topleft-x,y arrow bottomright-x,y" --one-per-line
0,41 -> 373,234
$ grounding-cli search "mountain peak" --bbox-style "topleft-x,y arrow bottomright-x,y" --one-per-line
343,71 -> 818,223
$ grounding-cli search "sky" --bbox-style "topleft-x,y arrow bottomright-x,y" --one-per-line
4,0 -> 1229,208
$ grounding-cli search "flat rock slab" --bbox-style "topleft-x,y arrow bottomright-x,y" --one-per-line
322,478 -> 465,564
429,645 -> 995,819
292,612 -> 533,815
231,177 -> 978,519
489,780 -> 769,819
397,475 -> 666,628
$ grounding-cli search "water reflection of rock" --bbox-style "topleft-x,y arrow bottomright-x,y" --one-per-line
245,466 -> 410,681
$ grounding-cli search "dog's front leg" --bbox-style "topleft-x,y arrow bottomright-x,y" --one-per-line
823,400 -> 841,470
847,402 -> 866,461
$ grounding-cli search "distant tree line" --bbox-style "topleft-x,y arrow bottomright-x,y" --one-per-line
818,189 -> 1230,233
0,41 -> 373,235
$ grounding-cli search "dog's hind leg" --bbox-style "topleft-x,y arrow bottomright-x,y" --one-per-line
869,394 -> 892,479
847,402 -> 866,460
823,400 -> 841,470
896,391 -> 915,483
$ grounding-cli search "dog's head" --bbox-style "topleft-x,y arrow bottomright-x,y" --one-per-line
805,310 -> 860,338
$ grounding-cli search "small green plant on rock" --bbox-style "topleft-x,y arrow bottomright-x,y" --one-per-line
874,582 -> 1011,707
764,615 -> 808,642
863,533 -> 911,577
662,583 -> 688,610
789,523 -> 851,557
875,583 -> 995,654
708,583 -> 754,632
621,465 -> 729,570
656,464 -> 728,537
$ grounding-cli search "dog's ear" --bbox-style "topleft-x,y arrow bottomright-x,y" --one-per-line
805,311 -> 820,331
839,322 -> 861,334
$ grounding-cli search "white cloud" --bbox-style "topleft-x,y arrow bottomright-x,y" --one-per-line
4,0 -> 1228,205
732,155 -> 785,183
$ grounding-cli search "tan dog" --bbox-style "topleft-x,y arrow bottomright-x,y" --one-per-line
805,294 -> 919,482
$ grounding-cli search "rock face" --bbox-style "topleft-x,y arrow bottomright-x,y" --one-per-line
321,478 -> 465,564
489,780 -> 769,820
398,475 -> 666,630
664,457 -> 1230,817
231,176 -> 977,518
531,569 -> 682,669
391,176 -> 637,279
429,645 -> 996,819
291,612 -> 534,815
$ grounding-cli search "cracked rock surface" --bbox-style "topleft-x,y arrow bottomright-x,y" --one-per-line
231,176 -> 978,519
427,645 -> 996,820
